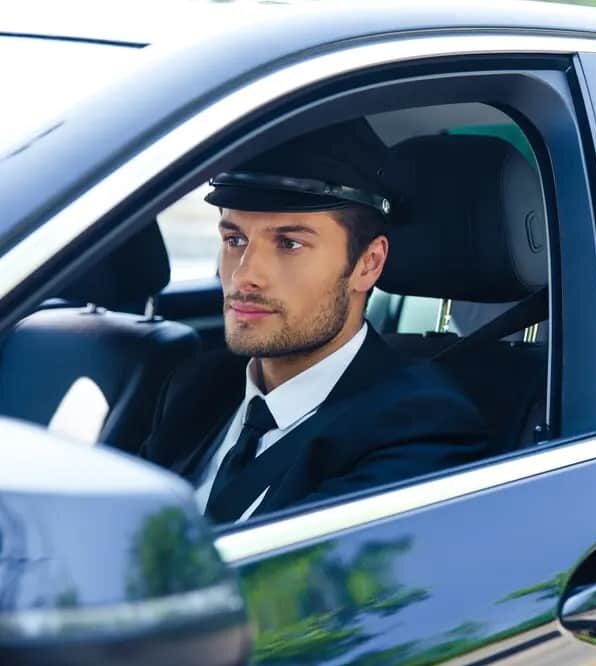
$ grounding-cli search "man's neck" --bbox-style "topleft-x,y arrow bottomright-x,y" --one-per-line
254,320 -> 364,393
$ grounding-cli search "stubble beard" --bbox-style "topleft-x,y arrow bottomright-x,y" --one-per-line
224,275 -> 351,358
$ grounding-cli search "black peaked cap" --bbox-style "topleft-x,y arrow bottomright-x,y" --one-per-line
205,118 -> 399,216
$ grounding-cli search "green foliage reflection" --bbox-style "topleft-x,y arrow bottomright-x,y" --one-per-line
127,507 -> 223,599
241,536 -> 430,664
497,572 -> 567,604
243,539 -> 569,666
350,570 -> 566,665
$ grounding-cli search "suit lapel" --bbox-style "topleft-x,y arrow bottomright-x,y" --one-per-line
206,385 -> 360,519
174,407 -> 238,480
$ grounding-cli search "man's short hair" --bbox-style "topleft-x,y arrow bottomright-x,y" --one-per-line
331,205 -> 388,274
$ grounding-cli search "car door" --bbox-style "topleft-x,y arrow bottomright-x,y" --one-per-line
4,8 -> 596,666
219,444 -> 596,665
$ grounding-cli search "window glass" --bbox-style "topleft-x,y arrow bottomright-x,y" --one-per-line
398,296 -> 442,333
157,183 -> 220,282
365,290 -> 442,335
0,86 -> 553,530
447,122 -> 537,169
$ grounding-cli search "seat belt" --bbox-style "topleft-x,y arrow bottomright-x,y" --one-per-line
432,287 -> 549,361
433,287 -> 550,444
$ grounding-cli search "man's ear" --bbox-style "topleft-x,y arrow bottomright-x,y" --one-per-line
351,235 -> 389,294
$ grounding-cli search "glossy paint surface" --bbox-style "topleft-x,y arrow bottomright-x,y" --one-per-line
0,493 -> 221,611
0,418 -> 248,665
234,454 -> 596,664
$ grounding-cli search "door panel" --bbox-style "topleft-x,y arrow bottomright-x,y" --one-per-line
233,449 -> 596,665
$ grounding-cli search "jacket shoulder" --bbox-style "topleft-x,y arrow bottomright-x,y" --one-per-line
141,347 -> 245,466
159,346 -> 245,415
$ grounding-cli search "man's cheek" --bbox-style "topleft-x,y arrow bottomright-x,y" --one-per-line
218,260 -> 234,289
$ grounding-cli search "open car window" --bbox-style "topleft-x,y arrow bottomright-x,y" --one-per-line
0,59 -> 555,531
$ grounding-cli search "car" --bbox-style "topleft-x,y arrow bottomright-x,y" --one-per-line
4,1 -> 596,664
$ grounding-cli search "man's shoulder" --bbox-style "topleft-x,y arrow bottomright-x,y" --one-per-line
342,326 -> 463,397
342,329 -> 483,443
359,326 -> 476,403
158,346 -> 246,420
389,358 -> 481,418
169,346 -> 245,388
142,346 -> 246,467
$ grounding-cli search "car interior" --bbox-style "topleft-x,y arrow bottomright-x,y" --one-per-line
0,101 -> 551,514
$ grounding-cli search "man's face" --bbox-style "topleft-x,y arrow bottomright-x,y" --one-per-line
218,208 -> 355,357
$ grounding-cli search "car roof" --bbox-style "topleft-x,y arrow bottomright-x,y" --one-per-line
3,0 -> 596,47
0,0 -> 237,46
2,0 -> 596,253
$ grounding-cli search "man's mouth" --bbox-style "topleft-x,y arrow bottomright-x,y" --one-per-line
228,301 -> 276,320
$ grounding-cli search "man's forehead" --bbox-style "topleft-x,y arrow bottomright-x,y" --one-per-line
219,208 -> 340,232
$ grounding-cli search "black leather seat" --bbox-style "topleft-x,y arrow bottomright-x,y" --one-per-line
377,134 -> 549,453
0,222 -> 200,453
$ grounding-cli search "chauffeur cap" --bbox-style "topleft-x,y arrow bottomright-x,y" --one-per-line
204,118 -> 396,217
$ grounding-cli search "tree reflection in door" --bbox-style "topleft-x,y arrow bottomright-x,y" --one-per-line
240,536 -> 429,664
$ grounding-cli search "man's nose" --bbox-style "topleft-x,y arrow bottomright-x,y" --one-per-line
231,241 -> 268,291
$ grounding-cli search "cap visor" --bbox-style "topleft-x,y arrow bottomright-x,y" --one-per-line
204,186 -> 348,212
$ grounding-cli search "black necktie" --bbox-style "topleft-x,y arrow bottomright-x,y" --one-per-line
206,396 -> 277,521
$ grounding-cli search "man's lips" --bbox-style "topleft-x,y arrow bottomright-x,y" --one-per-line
229,302 -> 276,318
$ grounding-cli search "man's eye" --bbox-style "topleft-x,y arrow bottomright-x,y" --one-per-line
279,238 -> 303,250
226,236 -> 247,248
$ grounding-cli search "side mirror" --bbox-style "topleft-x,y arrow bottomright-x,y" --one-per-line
0,418 -> 250,666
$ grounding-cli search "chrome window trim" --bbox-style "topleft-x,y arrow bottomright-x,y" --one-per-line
215,435 -> 596,564
2,32 -> 596,297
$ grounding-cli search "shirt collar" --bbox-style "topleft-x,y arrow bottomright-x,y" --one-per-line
243,322 -> 368,430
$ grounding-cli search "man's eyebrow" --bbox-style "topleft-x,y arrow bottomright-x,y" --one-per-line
218,219 -> 242,231
217,220 -> 318,235
267,225 -> 318,235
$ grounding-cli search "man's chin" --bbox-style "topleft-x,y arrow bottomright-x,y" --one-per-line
225,327 -> 341,359
225,321 -> 295,356
225,333 -> 282,358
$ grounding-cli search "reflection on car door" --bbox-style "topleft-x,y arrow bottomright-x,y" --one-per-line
223,445 -> 596,665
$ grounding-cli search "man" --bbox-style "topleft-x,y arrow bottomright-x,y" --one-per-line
142,119 -> 488,523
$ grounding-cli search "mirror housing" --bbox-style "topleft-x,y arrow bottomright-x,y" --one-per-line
0,417 -> 250,666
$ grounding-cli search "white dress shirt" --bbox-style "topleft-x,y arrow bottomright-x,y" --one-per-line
195,322 -> 368,521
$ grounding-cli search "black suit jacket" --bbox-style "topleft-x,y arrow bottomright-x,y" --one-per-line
142,327 -> 488,520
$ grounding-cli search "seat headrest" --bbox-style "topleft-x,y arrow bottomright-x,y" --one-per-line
377,134 -> 547,302
61,222 -> 170,309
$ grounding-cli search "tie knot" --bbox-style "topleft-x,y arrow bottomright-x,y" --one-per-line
244,396 -> 277,435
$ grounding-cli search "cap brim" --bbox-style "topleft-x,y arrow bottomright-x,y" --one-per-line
204,186 -> 348,212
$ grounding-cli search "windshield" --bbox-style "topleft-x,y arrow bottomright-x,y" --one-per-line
0,35 -> 144,157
